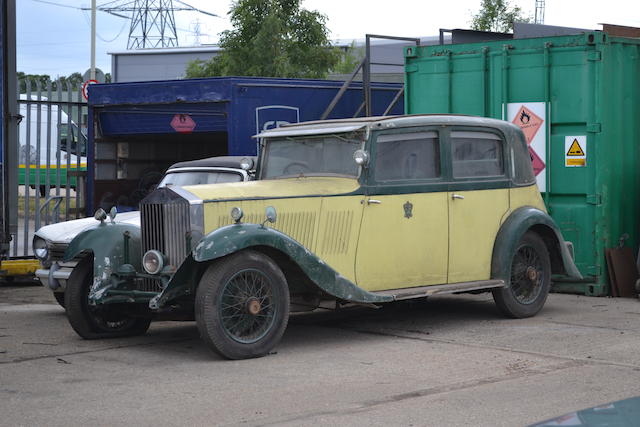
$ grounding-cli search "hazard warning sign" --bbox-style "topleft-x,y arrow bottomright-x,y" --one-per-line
512,105 -> 544,145
565,135 -> 587,167
507,102 -> 547,191
566,139 -> 585,156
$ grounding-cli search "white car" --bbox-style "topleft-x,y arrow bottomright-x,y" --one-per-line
33,155 -> 255,307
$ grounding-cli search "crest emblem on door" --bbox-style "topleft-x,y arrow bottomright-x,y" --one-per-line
403,201 -> 413,219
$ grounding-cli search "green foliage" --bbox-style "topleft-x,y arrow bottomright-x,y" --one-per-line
331,41 -> 364,74
471,0 -> 531,33
185,0 -> 340,79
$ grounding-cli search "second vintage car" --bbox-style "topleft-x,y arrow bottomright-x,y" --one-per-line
41,115 -> 581,359
33,155 -> 255,307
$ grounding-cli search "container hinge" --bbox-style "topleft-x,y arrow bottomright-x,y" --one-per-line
586,194 -> 602,205
586,264 -> 601,276
587,51 -> 602,61
405,64 -> 418,73
587,123 -> 601,133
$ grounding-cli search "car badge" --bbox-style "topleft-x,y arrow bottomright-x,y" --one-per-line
403,201 -> 413,219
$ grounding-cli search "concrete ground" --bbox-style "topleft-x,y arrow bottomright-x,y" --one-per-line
1,282 -> 640,426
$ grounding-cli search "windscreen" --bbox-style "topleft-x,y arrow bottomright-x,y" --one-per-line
260,132 -> 363,179
158,170 -> 243,187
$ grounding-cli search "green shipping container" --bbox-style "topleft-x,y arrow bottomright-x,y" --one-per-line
405,32 -> 640,296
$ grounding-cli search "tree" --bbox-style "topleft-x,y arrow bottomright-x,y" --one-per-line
185,0 -> 340,79
471,0 -> 531,33
331,41 -> 364,74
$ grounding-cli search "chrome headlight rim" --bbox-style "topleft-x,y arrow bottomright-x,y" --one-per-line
32,236 -> 50,263
142,250 -> 165,275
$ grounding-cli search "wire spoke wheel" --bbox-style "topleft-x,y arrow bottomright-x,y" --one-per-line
219,269 -> 276,343
196,250 -> 290,360
492,231 -> 551,318
510,245 -> 544,305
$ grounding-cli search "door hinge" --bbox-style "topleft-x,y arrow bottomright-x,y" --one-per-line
587,51 -> 602,61
587,264 -> 601,276
586,194 -> 602,205
587,123 -> 601,133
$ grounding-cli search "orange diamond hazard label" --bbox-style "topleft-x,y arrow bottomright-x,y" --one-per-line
512,106 -> 544,145
566,138 -> 585,156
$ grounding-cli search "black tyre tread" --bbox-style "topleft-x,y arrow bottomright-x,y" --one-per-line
195,250 -> 290,360
492,231 -> 551,319
53,292 -> 65,308
65,257 -> 151,339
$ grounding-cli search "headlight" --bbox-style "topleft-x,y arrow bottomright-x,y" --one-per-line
240,157 -> 254,171
230,206 -> 244,223
32,237 -> 49,261
142,250 -> 165,275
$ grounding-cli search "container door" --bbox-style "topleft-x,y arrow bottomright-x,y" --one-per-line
355,130 -> 448,291
447,131 -> 510,283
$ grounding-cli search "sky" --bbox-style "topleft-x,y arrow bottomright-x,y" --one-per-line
16,0 -> 640,78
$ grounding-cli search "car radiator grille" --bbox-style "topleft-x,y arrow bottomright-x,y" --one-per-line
140,194 -> 191,292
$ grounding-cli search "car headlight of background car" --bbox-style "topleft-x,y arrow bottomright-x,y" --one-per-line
32,236 -> 50,263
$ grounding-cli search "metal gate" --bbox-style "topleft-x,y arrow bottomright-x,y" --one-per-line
11,79 -> 88,257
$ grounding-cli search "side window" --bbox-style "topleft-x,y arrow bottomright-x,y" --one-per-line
451,131 -> 504,178
374,131 -> 440,182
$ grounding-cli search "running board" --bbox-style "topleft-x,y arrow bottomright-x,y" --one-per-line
373,280 -> 506,301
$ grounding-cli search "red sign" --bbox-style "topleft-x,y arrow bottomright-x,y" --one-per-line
82,79 -> 98,101
170,114 -> 196,134
512,105 -> 543,144
529,146 -> 545,176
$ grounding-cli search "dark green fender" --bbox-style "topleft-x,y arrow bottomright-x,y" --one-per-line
64,222 -> 142,303
150,223 -> 393,310
491,206 -> 582,282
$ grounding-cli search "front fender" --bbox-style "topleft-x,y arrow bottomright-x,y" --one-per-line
151,223 -> 392,309
64,222 -> 142,302
491,206 -> 582,281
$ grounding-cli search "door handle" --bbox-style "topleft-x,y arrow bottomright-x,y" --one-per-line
451,194 -> 465,200
367,199 -> 382,205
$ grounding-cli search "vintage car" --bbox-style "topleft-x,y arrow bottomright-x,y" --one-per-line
33,155 -> 256,307
42,115 -> 581,360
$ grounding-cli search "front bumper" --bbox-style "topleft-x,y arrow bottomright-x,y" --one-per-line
35,261 -> 78,291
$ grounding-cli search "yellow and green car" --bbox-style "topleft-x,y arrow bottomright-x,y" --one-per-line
38,115 -> 581,359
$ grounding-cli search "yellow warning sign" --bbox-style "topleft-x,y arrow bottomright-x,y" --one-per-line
566,158 -> 586,166
566,139 -> 585,156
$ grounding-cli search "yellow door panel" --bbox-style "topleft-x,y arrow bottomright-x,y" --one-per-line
355,192 -> 448,291
448,189 -> 509,283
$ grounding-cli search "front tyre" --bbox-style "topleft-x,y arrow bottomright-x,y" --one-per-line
492,231 -> 551,318
65,257 -> 151,339
195,250 -> 290,360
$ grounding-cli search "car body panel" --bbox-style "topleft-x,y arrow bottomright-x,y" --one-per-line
186,223 -> 393,305
355,192 -> 448,290
63,221 -> 143,303
182,177 -> 361,203
491,206 -> 582,281
35,211 -> 140,244
448,188 -> 510,283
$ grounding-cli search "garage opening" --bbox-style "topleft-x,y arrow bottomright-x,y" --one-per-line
94,131 -> 229,211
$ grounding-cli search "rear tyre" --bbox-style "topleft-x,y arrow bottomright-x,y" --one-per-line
195,250 -> 290,360
492,231 -> 551,318
65,257 -> 151,339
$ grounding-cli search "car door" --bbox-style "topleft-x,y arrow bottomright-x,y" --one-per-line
447,130 -> 511,283
355,129 -> 449,292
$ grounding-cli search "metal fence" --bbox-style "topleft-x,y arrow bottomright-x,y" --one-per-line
12,79 -> 88,257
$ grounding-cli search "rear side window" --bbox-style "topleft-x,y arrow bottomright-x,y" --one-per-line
374,131 -> 440,182
451,131 -> 504,178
